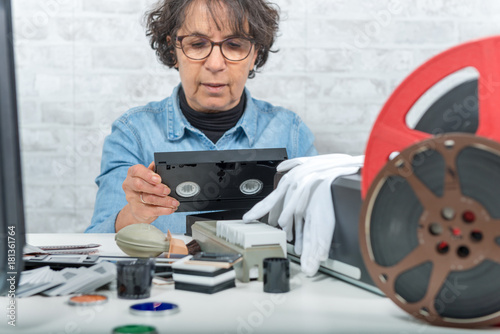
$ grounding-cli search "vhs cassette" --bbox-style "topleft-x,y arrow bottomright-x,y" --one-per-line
154,148 -> 287,212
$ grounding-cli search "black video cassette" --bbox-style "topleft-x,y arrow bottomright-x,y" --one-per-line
154,148 -> 287,212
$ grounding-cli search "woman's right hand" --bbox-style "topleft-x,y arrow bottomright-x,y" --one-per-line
115,162 -> 180,232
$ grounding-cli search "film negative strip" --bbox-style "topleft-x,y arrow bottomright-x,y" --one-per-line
154,148 -> 287,212
360,36 -> 500,327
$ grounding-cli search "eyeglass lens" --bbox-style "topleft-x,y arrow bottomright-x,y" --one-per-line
180,36 -> 252,61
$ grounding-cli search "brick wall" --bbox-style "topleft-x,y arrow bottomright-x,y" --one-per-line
12,0 -> 500,232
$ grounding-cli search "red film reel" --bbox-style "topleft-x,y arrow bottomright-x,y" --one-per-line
361,36 -> 500,199
360,36 -> 500,328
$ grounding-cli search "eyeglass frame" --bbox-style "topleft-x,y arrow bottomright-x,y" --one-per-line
175,35 -> 256,62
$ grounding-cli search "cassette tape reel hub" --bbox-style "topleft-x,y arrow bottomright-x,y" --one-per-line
239,179 -> 263,195
360,134 -> 500,327
176,181 -> 201,198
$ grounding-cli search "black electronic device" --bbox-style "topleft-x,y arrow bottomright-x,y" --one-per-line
286,172 -> 382,295
0,0 -> 26,295
154,148 -> 287,212
24,255 -> 174,275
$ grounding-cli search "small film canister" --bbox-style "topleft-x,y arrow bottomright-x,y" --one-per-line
129,302 -> 180,316
112,324 -> 158,334
68,294 -> 108,306
263,257 -> 290,293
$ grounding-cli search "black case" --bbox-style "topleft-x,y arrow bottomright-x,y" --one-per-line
154,148 -> 287,212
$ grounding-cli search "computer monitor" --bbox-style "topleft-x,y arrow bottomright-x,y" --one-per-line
0,0 -> 26,295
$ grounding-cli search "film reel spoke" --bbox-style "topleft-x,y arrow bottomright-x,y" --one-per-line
386,244 -> 428,277
392,262 -> 452,320
422,263 -> 452,311
362,125 -> 431,198
400,168 -> 439,209
476,58 -> 500,139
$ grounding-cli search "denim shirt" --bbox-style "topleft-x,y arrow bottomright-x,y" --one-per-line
86,84 -> 317,233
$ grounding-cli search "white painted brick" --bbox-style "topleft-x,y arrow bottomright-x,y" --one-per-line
304,76 -> 387,101
414,0 -> 479,18
13,16 -> 50,41
74,74 -> 128,97
72,44 -> 93,71
92,46 -> 145,69
313,131 -> 369,155
308,0 -> 411,19
20,127 -> 73,153
458,22 -> 500,43
82,0 -> 143,14
41,102 -> 74,125
12,0 -> 78,16
15,44 -> 73,69
277,18 -> 306,47
246,74 -> 307,101
475,0 -> 500,17
71,101 -> 128,127
53,17 -> 144,43
21,153 -> 75,184
308,48 -> 415,73
273,0 -> 307,19
74,162 -> 101,195
24,185 -> 76,210
74,129 -> 107,161
35,73 -> 74,98
16,71 -> 37,97
18,100 -> 41,125
25,211 -> 79,233
388,21 -> 457,45
308,19 -> 457,48
306,103 -> 380,130
263,47 -> 307,73
124,74 -> 181,101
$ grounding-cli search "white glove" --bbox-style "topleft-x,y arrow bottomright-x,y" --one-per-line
299,166 -> 360,276
243,154 -> 363,276
276,153 -> 354,173
244,154 -> 360,236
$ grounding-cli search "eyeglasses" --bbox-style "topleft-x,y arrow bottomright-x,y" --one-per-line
175,35 -> 255,61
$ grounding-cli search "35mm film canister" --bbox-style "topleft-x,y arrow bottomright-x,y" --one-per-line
263,257 -> 290,293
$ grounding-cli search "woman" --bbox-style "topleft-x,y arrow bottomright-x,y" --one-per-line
86,0 -> 317,234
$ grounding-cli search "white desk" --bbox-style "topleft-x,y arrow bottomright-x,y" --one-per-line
0,233 -> 493,334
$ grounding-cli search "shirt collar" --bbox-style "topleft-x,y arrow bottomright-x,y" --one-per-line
166,84 -> 258,145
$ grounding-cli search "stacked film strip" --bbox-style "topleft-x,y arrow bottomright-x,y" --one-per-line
359,36 -> 500,328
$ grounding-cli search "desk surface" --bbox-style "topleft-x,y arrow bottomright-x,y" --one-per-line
0,233 -> 494,334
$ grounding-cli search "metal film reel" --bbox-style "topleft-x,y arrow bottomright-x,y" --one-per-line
360,133 -> 500,327
361,36 -> 500,199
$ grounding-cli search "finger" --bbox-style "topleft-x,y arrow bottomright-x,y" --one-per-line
126,175 -> 170,198
127,164 -> 162,186
132,205 -> 179,221
140,193 -> 179,209
148,161 -> 155,171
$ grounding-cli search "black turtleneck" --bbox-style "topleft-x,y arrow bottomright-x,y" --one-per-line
179,87 -> 246,144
